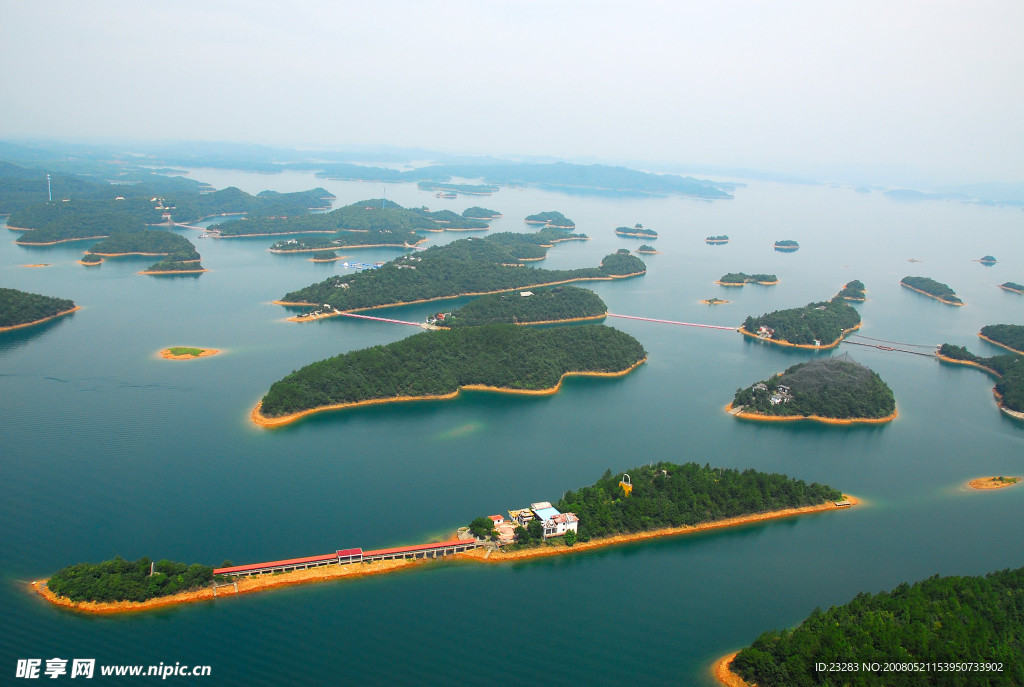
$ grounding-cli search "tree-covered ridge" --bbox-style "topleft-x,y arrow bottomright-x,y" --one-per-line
719,272 -> 777,284
980,324 -> 1024,353
938,344 -> 1024,413
774,239 -> 800,249
732,566 -> 1024,686
615,224 -> 658,238
462,207 -> 501,219
0,287 -> 76,328
901,276 -> 963,304
167,186 -> 331,223
410,207 -> 490,230
742,298 -> 861,346
47,556 -> 218,603
555,462 -> 843,542
278,235 -> 645,312
86,229 -> 197,256
837,279 -> 866,301
442,286 -> 606,328
143,254 -> 206,273
417,181 -> 498,195
259,324 -> 646,418
525,211 -> 575,228
1000,282 -> 1024,293
732,356 -> 896,420
11,200 -> 156,244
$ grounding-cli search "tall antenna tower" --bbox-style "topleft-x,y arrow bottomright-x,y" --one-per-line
382,186 -> 386,210
47,173 -> 52,202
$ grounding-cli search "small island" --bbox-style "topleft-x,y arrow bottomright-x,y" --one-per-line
462,206 -> 502,219
724,566 -> 1024,687
252,324 -> 646,427
614,223 -> 657,239
773,239 -> 799,252
740,297 -> 861,348
978,254 -> 997,265
309,250 -> 341,263
968,476 -> 1020,490
836,279 -> 866,301
85,229 -> 196,257
999,282 -> 1024,295
635,244 -> 659,254
701,297 -> 729,305
524,211 -> 575,229
705,235 -> 729,244
140,254 -> 207,275
728,355 -> 897,424
716,272 -> 778,286
901,276 -> 963,305
159,347 -> 219,360
78,254 -> 103,266
417,181 -> 498,196
0,287 -> 80,332
435,286 -> 607,328
936,343 -> 1024,418
979,324 -> 1024,356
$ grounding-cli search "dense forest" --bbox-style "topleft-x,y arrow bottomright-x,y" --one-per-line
615,224 -> 658,238
732,356 -> 896,419
719,272 -> 777,284
0,287 -> 76,328
732,566 -> 1024,686
837,279 -> 866,301
11,200 -> 153,244
980,324 -> 1024,353
311,250 -> 339,261
636,244 -> 658,253
552,462 -> 843,542
1000,282 -> 1024,293
901,276 -> 963,304
47,556 -> 218,603
742,298 -> 861,346
410,207 -> 490,230
86,229 -> 197,256
525,211 -> 575,228
142,254 -> 206,273
279,235 -> 645,312
79,253 -> 103,264
938,343 -> 1024,413
462,207 -> 501,219
441,286 -> 607,327
167,186 -> 332,223
259,324 -> 646,417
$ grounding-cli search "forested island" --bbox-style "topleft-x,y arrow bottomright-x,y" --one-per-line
0,287 -> 79,331
310,250 -> 340,262
717,273 -> 778,286
615,223 -> 657,238
1000,282 -> 1024,295
979,324 -> 1024,355
702,297 -> 728,305
168,186 -> 333,224
524,211 -> 575,229
705,235 -> 729,244
837,279 -> 866,301
730,355 -> 897,423
938,343 -> 1024,416
636,244 -> 659,254
417,181 -> 498,195
78,253 -> 102,265
11,200 -> 152,244
140,255 -> 207,274
86,229 -> 197,257
270,230 -> 422,252
253,324 -> 646,426
44,556 -> 219,604
437,286 -> 607,327
728,566 -> 1024,686
462,207 -> 502,219
773,239 -> 799,251
979,255 -> 997,264
901,276 -> 963,305
740,297 -> 861,348
276,235 -> 645,314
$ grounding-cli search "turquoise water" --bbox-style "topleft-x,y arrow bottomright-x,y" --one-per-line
2,171 -> 1023,685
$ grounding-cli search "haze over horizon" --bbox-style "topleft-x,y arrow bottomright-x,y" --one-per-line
2,1 -> 1022,185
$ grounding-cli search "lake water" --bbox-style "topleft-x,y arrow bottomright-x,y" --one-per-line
2,170 -> 1023,685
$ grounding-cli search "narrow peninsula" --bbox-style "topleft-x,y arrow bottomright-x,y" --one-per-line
901,276 -> 963,305
252,324 -> 646,427
0,287 -> 79,332
434,286 -> 607,327
729,355 -> 897,424
937,342 -> 1024,418
740,297 -> 861,349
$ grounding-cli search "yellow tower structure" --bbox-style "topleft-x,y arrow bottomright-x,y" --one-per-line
619,473 -> 633,497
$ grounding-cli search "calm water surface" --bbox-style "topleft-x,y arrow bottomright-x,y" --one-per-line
2,172 -> 1023,685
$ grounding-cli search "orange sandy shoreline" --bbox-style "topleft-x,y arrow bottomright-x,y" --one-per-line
275,271 -> 647,321
738,322 -> 861,350
935,353 -> 1000,377
712,652 -> 752,687
159,348 -> 220,361
251,358 -> 647,428
0,306 -> 80,332
716,279 -> 779,286
900,281 -> 964,306
21,263 -> 50,268
16,235 -> 108,246
978,333 -> 1024,356
968,476 -> 1020,490
701,299 -> 729,305
726,403 -> 898,425
139,269 -> 208,275
31,495 -> 855,615
998,285 -> 1024,295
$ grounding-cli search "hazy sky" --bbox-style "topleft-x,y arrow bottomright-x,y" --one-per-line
2,0 -> 1022,182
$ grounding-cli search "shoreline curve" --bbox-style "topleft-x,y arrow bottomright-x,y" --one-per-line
725,402 -> 897,425
0,306 -> 81,333
900,281 -> 964,306
738,322 -> 861,350
968,476 -> 1020,490
978,333 -> 1024,356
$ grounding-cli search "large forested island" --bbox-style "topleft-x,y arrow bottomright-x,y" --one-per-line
615,223 -> 657,239
44,556 -> 218,604
740,297 -> 861,348
439,286 -> 607,327
254,324 -> 645,425
901,276 -> 963,305
0,287 -> 78,331
979,324 -> 1024,355
938,343 -> 1024,417
524,211 -> 575,229
717,272 -> 777,286
728,566 -> 1024,686
730,356 -> 896,423
276,235 -> 645,313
